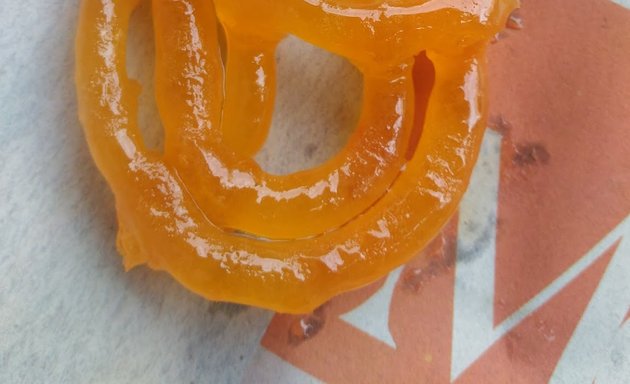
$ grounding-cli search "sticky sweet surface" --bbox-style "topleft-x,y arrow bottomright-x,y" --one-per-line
75,0 -> 518,313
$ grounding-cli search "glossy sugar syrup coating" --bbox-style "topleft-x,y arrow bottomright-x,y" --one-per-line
76,0 -> 518,313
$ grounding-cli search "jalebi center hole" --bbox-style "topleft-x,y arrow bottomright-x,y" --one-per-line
255,35 -> 364,175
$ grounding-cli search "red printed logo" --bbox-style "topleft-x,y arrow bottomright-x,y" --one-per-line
252,1 -> 630,382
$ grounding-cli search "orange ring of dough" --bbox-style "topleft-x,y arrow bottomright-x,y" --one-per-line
153,0 -> 417,239
76,0 -> 517,313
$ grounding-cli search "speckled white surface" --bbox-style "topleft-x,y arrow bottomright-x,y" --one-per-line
0,1 -> 360,382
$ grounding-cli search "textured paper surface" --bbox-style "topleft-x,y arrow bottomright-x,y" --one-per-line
1,0 -> 629,383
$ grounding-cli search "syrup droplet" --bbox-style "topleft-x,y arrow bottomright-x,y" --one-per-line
506,9 -> 524,30
491,31 -> 509,44
288,307 -> 326,344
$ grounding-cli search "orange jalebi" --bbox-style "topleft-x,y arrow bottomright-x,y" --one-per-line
76,0 -> 518,313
